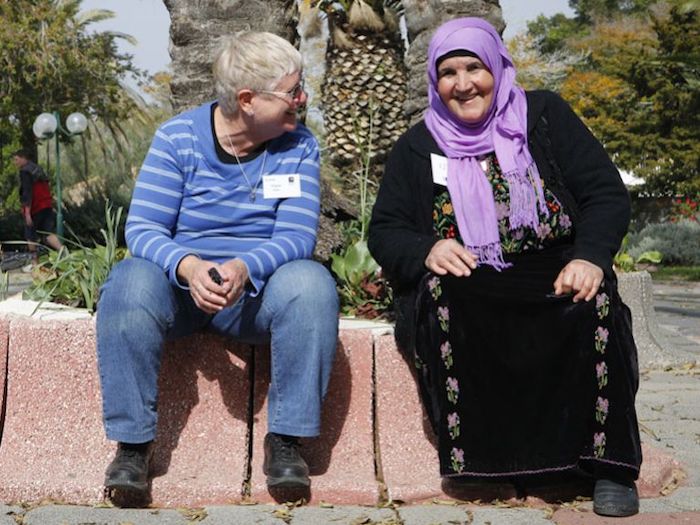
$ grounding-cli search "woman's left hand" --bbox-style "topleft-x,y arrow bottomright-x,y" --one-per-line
219,259 -> 250,307
553,259 -> 604,303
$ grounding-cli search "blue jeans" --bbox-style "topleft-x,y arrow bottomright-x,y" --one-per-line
96,257 -> 339,444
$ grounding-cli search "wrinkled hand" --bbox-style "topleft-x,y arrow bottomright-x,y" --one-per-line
553,258 -> 604,303
425,239 -> 478,277
219,259 -> 250,307
177,255 -> 229,314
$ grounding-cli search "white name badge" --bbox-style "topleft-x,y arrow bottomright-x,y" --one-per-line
430,153 -> 448,186
263,174 -> 302,199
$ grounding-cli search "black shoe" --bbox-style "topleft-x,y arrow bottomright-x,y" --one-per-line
263,433 -> 310,488
593,478 -> 639,517
104,442 -> 153,493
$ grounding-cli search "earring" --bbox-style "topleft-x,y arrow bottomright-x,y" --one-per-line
246,110 -> 255,118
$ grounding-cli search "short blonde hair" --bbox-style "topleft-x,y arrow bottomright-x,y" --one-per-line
213,31 -> 302,116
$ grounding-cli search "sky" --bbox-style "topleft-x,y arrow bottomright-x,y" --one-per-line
79,0 -> 575,77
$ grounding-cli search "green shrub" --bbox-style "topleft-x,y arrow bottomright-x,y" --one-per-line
330,237 -> 392,318
626,220 -> 700,265
63,194 -> 129,246
24,202 -> 127,312
652,266 -> 700,281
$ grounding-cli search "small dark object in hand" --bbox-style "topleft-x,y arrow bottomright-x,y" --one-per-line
208,267 -> 223,285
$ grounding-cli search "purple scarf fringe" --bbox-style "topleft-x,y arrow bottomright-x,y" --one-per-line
504,163 -> 549,230
468,242 -> 512,272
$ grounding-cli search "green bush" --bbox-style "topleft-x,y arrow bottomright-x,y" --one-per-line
652,266 -> 700,281
626,220 -> 700,265
24,202 -> 127,312
330,237 -> 392,318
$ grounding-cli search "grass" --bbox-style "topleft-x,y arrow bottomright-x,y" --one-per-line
649,266 -> 700,282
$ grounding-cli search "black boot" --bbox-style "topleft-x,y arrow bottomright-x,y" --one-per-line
263,433 -> 310,488
104,442 -> 153,493
593,478 -> 639,517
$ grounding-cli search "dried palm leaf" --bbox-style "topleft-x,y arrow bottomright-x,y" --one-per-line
332,26 -> 355,48
348,0 -> 385,32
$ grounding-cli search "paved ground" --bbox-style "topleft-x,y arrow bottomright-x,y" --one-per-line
652,281 -> 700,359
1,268 -> 699,524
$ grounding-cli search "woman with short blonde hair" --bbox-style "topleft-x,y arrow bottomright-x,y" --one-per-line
214,31 -> 303,116
97,31 -> 337,503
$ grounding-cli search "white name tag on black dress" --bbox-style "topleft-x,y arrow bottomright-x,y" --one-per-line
430,153 -> 448,186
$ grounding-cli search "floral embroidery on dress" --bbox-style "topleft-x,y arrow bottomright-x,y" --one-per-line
591,281 -> 611,460
596,361 -> 609,390
595,326 -> 609,354
593,432 -> 607,458
432,153 -> 573,253
536,223 -> 552,240
595,396 -> 609,425
441,341 -> 453,369
446,377 -> 460,404
450,447 -> 465,473
437,306 -> 450,333
596,293 -> 610,320
428,276 -> 443,300
447,412 -> 461,440
560,214 -> 572,229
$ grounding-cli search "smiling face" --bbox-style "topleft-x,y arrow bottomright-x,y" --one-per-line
251,71 -> 307,138
436,55 -> 495,125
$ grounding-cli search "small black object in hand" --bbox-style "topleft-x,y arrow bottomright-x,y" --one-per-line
208,267 -> 223,285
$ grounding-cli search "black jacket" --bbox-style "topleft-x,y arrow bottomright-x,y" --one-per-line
368,90 -> 630,349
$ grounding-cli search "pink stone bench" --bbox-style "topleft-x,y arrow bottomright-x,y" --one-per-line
0,308 -> 682,507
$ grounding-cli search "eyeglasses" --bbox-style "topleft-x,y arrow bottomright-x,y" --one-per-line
258,80 -> 306,104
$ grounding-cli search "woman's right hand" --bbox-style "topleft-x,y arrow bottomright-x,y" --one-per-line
425,239 -> 478,277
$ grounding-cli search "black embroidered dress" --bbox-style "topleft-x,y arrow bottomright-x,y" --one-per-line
415,154 -> 642,480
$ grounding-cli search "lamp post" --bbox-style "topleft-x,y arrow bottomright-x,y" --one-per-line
32,111 -> 88,238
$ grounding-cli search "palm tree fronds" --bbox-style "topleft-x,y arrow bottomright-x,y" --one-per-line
75,9 -> 116,27
105,31 -> 138,46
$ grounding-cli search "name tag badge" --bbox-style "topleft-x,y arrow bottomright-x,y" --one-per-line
263,174 -> 302,199
430,153 -> 448,186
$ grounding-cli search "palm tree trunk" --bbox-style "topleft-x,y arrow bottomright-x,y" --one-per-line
162,0 -> 297,113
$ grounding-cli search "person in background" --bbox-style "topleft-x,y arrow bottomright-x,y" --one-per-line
13,149 -> 64,269
368,17 -> 641,518
96,31 -> 339,502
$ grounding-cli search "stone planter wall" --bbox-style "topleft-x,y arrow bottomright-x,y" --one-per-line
0,300 -> 682,506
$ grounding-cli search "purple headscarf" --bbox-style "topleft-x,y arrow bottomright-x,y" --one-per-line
425,17 -> 547,270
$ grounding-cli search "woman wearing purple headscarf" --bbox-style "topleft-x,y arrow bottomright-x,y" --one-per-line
368,18 -> 641,517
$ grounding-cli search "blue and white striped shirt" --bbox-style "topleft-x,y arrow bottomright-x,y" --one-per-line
125,101 -> 321,295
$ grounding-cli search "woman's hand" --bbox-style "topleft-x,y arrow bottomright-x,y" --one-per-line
177,255 -> 229,314
425,239 -> 478,277
219,259 -> 250,306
553,258 -> 604,302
